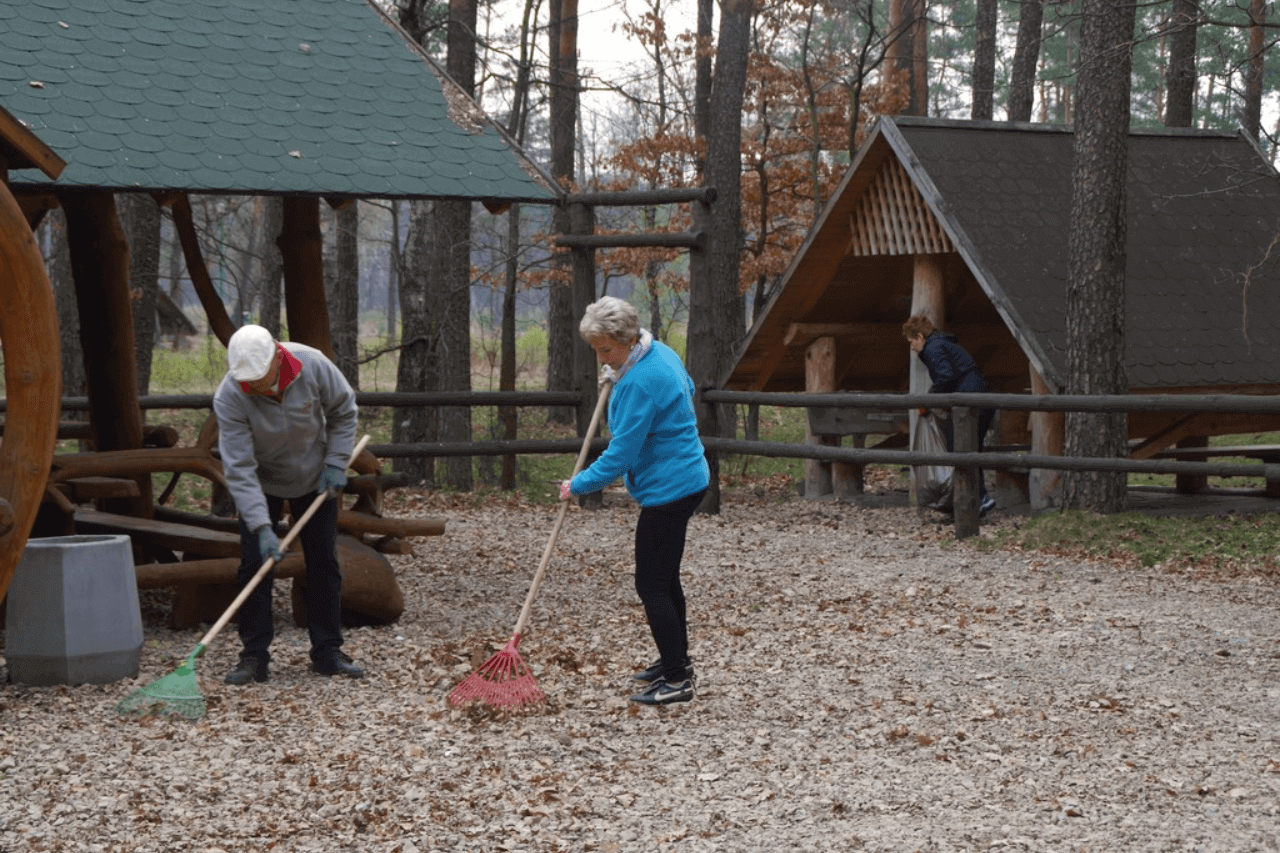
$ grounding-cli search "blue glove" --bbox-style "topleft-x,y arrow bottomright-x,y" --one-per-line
320,464 -> 347,495
256,525 -> 284,562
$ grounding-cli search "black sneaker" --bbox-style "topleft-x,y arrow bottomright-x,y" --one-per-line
633,657 -> 695,685
310,653 -> 364,679
980,495 -> 996,517
630,678 -> 694,705
224,658 -> 268,685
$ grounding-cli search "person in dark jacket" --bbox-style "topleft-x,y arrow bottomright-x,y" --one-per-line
902,314 -> 996,515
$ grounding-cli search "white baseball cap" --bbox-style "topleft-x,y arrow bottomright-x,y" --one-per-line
227,325 -> 277,382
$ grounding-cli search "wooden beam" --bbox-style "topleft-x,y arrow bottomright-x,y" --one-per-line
0,105 -> 65,179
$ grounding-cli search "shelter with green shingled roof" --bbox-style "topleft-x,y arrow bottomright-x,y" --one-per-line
0,0 -> 559,623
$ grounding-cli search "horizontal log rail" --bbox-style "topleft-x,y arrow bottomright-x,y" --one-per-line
554,231 -> 706,250
702,389 -> 1280,416
0,390 -> 587,413
564,187 -> 717,207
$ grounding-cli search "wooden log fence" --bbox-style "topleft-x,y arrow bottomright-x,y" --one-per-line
8,388 -> 1280,540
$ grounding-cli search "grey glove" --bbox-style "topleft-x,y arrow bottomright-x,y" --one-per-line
256,525 -> 284,562
319,464 -> 347,496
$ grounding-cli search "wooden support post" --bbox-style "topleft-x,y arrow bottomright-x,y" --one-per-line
1029,367 -> 1064,509
952,405 -> 979,539
908,254 -> 945,506
832,434 -> 864,499
59,190 -> 153,519
804,335 -> 836,499
1175,436 -> 1208,494
279,196 -> 334,355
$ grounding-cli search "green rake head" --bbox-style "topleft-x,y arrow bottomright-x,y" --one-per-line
115,649 -> 207,721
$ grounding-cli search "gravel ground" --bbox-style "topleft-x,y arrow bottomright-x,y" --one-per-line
3,482 -> 1279,852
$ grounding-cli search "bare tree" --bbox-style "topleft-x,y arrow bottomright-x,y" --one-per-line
332,202 -> 360,388
120,193 -> 162,396
1063,0 -> 1137,513
258,196 -> 284,339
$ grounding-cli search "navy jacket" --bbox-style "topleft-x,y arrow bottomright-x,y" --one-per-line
917,331 -> 989,394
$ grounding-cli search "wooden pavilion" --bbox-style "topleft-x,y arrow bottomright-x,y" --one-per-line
725,116 -> 1280,508
0,0 -> 558,623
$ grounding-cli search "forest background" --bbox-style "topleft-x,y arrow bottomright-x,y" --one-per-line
31,0 -> 1280,506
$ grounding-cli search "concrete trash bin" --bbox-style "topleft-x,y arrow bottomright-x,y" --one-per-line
4,534 -> 143,686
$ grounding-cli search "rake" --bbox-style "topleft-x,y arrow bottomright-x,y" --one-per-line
115,435 -> 371,720
448,381 -> 612,710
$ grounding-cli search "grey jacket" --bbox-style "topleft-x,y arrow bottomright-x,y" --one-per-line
212,341 -> 358,533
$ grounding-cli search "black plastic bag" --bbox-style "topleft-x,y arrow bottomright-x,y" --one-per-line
912,412 -> 953,512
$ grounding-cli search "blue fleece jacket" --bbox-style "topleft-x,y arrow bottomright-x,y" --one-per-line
570,341 -> 709,507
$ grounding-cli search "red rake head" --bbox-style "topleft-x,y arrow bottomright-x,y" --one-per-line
447,634 -> 546,710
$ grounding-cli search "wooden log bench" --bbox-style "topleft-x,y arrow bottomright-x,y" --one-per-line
1152,445 -> 1280,496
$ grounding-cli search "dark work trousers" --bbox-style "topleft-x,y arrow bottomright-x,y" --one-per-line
633,488 -> 706,682
235,490 -> 343,666
942,407 -> 996,500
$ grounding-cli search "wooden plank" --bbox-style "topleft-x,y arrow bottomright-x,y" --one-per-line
73,508 -> 240,558
0,105 -> 65,178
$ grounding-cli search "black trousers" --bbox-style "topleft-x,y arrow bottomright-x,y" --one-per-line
235,490 -> 344,665
633,488 -> 706,681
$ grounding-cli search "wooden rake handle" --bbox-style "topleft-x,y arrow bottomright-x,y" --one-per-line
510,381 -> 613,638
194,434 -> 372,653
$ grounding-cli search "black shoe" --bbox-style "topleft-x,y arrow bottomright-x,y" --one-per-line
630,677 -> 694,705
311,654 -> 364,679
224,658 -> 268,685
633,657 -> 695,684
980,495 -> 996,517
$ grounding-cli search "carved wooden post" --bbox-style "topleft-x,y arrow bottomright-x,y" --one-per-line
279,196 -> 334,355
60,190 -> 152,518
1029,367 -> 1064,509
952,405 -> 979,539
1175,436 -> 1208,494
909,254 -> 945,506
804,335 -> 836,498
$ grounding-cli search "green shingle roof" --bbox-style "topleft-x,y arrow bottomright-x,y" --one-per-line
0,0 -> 558,203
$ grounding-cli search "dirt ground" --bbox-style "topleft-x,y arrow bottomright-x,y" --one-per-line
2,481 -> 1279,852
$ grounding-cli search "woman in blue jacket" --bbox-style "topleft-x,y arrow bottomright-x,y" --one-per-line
560,296 -> 710,705
903,314 -> 996,515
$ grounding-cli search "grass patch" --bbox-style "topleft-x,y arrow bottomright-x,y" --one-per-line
976,508 -> 1280,574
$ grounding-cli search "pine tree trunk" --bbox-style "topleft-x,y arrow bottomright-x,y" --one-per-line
546,0 -> 579,425
1164,0 -> 1197,127
1008,0 -> 1044,122
689,0 -> 754,514
1243,0 -> 1265,141
972,0 -> 997,120
1063,0 -> 1136,513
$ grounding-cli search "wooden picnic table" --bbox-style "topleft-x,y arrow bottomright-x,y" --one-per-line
1152,445 -> 1280,496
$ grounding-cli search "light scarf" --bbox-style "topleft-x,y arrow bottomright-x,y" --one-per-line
600,328 -> 653,385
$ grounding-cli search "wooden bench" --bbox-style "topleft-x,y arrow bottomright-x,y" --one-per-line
1152,445 -> 1280,496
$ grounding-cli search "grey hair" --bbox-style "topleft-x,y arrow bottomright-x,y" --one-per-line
578,296 -> 640,343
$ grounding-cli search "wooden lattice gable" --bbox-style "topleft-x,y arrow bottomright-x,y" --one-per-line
848,157 -> 953,257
